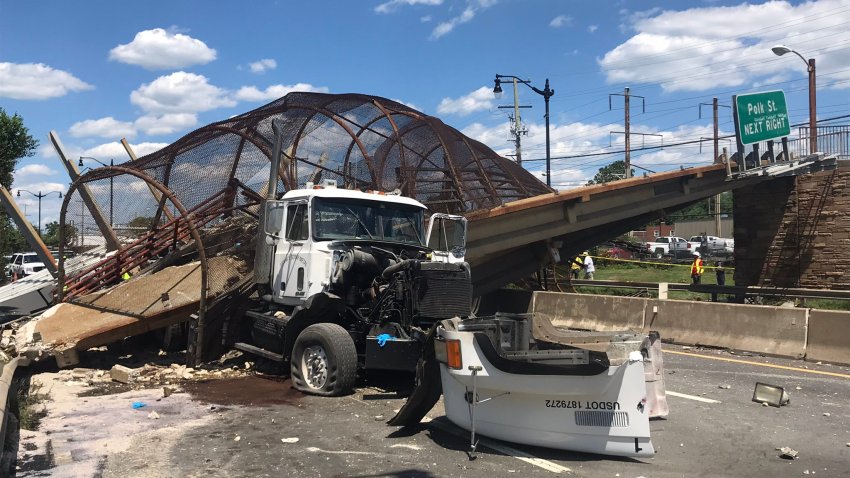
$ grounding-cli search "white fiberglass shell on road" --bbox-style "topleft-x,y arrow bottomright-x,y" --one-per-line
436,325 -> 655,458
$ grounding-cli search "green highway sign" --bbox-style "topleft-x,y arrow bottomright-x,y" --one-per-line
734,90 -> 790,145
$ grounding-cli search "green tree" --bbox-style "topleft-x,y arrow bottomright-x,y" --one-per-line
586,160 -> 635,185
1,108 -> 38,189
1,109 -> 39,264
665,192 -> 733,223
42,221 -> 77,248
127,216 -> 154,237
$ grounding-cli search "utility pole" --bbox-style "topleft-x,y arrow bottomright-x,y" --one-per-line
513,78 -> 523,164
713,97 -> 721,237
609,88 -> 644,179
624,87 -> 631,178
699,98 -> 730,236
496,78 -> 530,166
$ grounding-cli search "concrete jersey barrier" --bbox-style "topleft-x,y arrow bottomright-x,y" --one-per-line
806,310 -> 850,364
528,292 -> 827,362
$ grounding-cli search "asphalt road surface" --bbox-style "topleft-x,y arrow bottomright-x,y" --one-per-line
16,344 -> 850,477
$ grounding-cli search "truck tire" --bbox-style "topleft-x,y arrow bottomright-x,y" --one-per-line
290,323 -> 357,396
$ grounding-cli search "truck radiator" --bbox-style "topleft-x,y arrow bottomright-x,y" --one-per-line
414,262 -> 471,319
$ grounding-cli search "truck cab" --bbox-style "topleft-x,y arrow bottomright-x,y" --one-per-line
242,180 -> 470,396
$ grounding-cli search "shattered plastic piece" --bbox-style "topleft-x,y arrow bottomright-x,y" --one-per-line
234,435 -> 241,442
776,446 -> 798,460
147,411 -> 160,419
281,437 -> 299,443
132,401 -> 147,409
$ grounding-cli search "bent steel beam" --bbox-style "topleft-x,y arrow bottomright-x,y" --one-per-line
50,131 -> 120,251
59,165 -> 210,366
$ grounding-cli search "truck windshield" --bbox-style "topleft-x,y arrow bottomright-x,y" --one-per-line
312,197 -> 425,245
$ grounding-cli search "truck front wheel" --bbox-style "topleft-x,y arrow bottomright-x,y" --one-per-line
290,323 -> 357,396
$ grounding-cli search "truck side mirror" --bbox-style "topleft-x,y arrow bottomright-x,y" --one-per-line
264,200 -> 286,236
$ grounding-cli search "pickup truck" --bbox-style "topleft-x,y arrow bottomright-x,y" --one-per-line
644,236 -> 690,257
687,235 -> 734,255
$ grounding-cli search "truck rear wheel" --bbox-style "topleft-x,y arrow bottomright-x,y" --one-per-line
290,323 -> 357,396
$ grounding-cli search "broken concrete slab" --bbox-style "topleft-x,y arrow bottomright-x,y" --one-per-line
16,256 -> 249,360
110,364 -> 140,384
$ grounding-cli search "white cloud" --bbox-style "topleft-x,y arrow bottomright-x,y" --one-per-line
375,0 -> 442,14
109,28 -> 217,70
431,6 -> 475,39
234,83 -> 329,102
248,59 -> 277,74
588,24 -> 598,33
14,164 -> 54,178
130,72 -> 236,114
421,15 -> 432,22
81,142 -> 168,161
436,86 -> 495,116
600,0 -> 850,92
69,117 -> 137,139
430,0 -> 496,39
134,113 -> 198,136
0,62 -> 93,100
549,15 -> 573,28
461,118 -> 721,189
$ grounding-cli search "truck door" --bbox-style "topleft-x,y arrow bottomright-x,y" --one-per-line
277,200 -> 311,304
426,213 -> 467,263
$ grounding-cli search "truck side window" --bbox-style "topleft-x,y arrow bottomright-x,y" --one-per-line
285,203 -> 309,241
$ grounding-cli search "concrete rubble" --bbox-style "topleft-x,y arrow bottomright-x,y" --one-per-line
50,351 -> 256,390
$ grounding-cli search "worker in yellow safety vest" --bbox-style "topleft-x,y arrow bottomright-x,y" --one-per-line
690,251 -> 704,284
570,255 -> 583,280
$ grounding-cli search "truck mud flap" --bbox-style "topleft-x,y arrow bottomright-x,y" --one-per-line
387,324 -> 442,427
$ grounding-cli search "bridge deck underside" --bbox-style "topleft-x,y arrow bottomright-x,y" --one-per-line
466,158 -> 837,296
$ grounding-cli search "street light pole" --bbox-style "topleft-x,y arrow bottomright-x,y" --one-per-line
79,156 -> 114,226
772,45 -> 817,154
16,189 -> 63,236
494,74 -> 555,188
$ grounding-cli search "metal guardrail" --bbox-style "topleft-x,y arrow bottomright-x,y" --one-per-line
570,279 -> 850,301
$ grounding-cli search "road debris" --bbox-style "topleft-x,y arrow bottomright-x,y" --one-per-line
132,401 -> 147,409
111,364 -> 140,384
147,411 -> 160,419
776,446 -> 798,460
719,384 -> 731,389
281,437 -> 300,444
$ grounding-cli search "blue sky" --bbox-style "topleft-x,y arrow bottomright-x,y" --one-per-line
2,0 -> 850,223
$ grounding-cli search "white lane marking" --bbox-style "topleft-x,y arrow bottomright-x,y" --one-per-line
667,391 -> 721,404
427,419 -> 571,474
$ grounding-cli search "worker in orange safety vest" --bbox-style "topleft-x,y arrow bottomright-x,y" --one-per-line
690,251 -> 704,284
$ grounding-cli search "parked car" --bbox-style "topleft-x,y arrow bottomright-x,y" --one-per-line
688,235 -> 734,255
644,236 -> 690,257
8,252 -> 47,278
